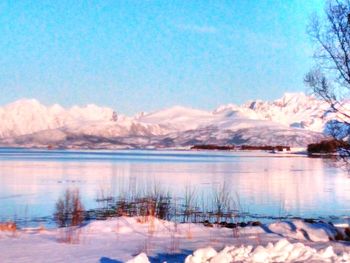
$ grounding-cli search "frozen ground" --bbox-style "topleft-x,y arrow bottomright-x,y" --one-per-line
1,217 -> 350,262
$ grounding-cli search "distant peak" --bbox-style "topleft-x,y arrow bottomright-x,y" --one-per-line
8,98 -> 41,105
166,105 -> 195,111
149,105 -> 207,115
213,103 -> 239,114
4,98 -> 45,110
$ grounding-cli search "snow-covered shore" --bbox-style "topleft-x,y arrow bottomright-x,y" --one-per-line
1,217 -> 350,262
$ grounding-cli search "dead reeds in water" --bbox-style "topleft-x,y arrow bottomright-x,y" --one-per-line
53,182 -> 246,232
87,183 -> 242,226
54,188 -> 84,243
54,188 -> 84,227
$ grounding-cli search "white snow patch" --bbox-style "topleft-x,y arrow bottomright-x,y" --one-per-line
126,253 -> 150,263
185,238 -> 350,263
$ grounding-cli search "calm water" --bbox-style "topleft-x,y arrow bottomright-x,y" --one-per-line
0,148 -> 349,225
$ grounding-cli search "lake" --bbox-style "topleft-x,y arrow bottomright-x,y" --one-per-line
0,148 -> 349,226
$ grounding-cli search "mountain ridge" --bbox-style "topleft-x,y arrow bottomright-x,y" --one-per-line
0,93 -> 340,149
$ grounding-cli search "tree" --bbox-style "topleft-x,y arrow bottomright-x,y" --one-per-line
305,0 -> 350,155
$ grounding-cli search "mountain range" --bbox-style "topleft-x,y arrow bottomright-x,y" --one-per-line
0,93 -> 339,149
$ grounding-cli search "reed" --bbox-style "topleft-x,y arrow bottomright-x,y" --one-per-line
83,184 -> 246,228
53,182 -> 252,233
54,188 -> 84,228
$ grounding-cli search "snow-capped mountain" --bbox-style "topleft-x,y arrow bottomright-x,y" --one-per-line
0,93 -> 341,149
217,93 -> 329,132
0,99 -> 117,138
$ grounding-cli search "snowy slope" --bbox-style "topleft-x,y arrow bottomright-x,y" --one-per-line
217,93 -> 330,132
0,93 -> 341,148
138,105 -> 214,131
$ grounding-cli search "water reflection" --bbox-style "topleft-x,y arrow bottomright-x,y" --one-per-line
0,149 -> 349,224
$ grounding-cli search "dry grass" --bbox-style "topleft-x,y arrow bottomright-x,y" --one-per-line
0,221 -> 17,237
88,182 -> 244,227
54,188 -> 85,228
54,189 -> 84,243
0,222 -> 16,232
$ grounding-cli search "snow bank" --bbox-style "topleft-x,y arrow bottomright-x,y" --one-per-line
184,238 -> 350,263
1,217 -> 350,262
268,220 -> 339,242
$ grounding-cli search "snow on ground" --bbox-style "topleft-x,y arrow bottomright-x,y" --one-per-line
184,238 -> 349,263
1,217 -> 349,262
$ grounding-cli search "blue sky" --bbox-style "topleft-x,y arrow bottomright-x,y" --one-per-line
0,0 -> 324,114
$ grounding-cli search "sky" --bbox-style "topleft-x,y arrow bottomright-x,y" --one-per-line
0,0 -> 324,115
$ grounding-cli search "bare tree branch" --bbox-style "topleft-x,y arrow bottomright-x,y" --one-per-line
305,0 -> 350,158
